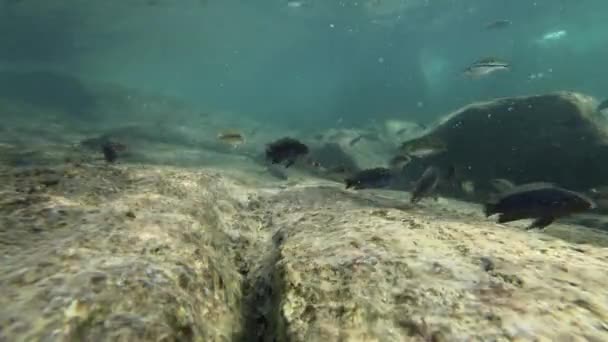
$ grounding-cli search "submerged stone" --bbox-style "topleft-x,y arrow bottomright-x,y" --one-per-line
401,92 -> 608,199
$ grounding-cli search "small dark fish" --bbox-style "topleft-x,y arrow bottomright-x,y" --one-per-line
445,165 -> 456,183
389,155 -> 411,170
265,137 -> 309,168
484,182 -> 596,230
484,19 -> 512,30
479,257 -> 495,272
394,128 -> 408,136
101,142 -> 119,163
349,135 -> 363,146
597,99 -> 608,112
410,166 -> 441,204
345,167 -> 393,190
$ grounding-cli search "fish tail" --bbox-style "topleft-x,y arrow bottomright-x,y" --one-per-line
344,179 -> 354,189
483,203 -> 496,217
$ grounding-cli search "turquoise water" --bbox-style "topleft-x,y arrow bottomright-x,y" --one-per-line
1,0 -> 606,128
3,2 -> 608,341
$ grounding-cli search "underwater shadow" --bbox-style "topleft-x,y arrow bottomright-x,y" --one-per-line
0,70 -> 97,118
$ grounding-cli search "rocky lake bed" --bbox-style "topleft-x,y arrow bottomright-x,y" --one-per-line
1,73 -> 608,341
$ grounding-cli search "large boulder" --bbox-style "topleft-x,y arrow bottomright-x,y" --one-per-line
400,92 -> 608,198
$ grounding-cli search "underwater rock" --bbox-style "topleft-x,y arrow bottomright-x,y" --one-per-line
259,185 -> 608,341
0,165 -> 250,341
1,164 -> 608,341
401,92 -> 608,199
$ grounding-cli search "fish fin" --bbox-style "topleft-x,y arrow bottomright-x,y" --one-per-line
496,182 -> 557,199
483,203 -> 497,217
497,212 -> 520,223
285,159 -> 295,168
527,216 -> 554,230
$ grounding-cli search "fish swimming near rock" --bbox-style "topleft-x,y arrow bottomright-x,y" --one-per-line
410,166 -> 441,204
265,137 -> 309,168
399,136 -> 447,159
484,182 -> 596,230
464,57 -> 510,78
597,99 -> 608,113
217,130 -> 245,148
345,167 -> 393,190
445,165 -> 457,183
348,135 -> 363,146
101,141 -> 126,163
484,19 -> 512,30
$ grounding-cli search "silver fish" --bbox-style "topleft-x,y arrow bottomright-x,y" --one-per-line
410,166 -> 440,204
464,57 -> 510,78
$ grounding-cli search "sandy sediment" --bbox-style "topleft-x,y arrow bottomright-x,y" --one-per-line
1,162 -> 607,341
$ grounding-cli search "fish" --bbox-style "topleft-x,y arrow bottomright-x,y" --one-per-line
445,165 -> 456,183
265,137 -> 309,168
101,142 -> 121,163
345,167 -> 393,190
489,178 -> 516,193
484,19 -> 512,30
217,131 -> 245,148
389,154 -> 412,170
464,57 -> 510,78
597,99 -> 608,113
349,135 -> 363,146
286,1 -> 308,8
410,166 -> 441,204
484,182 -> 596,230
539,30 -> 567,42
399,136 -> 447,158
